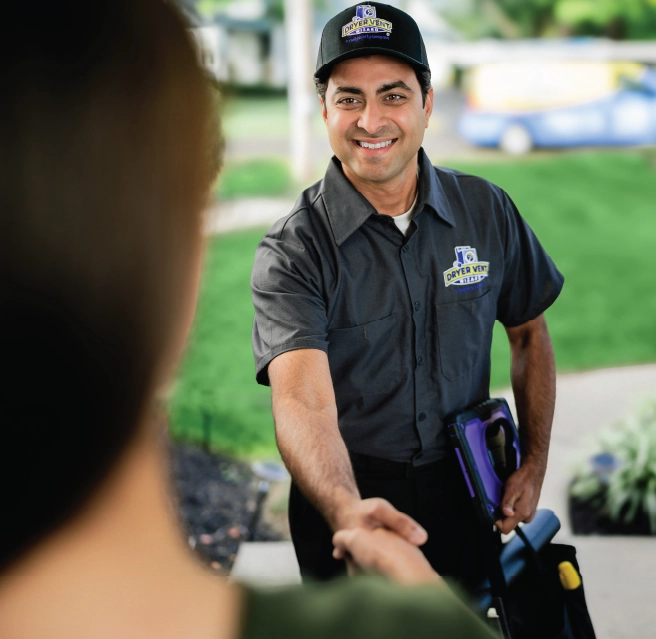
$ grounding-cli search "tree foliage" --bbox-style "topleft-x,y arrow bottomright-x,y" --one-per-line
453,0 -> 656,40
195,0 -> 284,22
193,1 -> 656,39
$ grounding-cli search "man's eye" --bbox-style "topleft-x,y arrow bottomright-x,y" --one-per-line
384,94 -> 406,102
337,97 -> 360,105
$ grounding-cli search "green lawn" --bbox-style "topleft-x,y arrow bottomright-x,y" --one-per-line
168,229 -> 274,457
449,150 -> 656,386
169,150 -> 656,458
215,158 -> 292,199
220,96 -> 290,140
220,96 -> 325,140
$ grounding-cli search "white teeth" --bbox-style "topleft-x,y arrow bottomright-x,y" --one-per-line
357,140 -> 393,149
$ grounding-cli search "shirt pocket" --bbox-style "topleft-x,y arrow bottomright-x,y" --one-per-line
435,289 -> 496,381
327,313 -> 402,397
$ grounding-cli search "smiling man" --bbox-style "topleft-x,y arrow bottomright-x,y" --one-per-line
251,3 -> 564,588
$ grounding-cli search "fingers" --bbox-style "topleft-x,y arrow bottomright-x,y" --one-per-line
523,509 -> 536,524
332,528 -> 370,565
332,528 -> 357,558
332,542 -> 360,576
365,499 -> 428,545
495,506 -> 536,534
344,557 -> 359,577
495,513 -> 521,535
513,483 -> 537,522
495,481 -> 537,533
332,545 -> 346,560
500,481 -> 521,519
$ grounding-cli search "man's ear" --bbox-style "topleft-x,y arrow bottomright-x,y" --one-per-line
424,87 -> 434,128
320,96 -> 328,123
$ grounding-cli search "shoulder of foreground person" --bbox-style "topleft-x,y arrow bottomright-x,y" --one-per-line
238,577 -> 498,639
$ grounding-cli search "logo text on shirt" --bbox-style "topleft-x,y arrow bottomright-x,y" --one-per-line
443,246 -> 489,287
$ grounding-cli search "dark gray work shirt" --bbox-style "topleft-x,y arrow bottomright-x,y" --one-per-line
251,148 -> 563,465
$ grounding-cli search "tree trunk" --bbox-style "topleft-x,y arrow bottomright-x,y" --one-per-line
606,16 -> 627,40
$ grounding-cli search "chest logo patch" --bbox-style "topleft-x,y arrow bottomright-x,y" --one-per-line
443,246 -> 489,287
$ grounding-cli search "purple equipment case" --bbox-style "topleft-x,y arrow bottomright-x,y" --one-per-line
447,398 -> 521,525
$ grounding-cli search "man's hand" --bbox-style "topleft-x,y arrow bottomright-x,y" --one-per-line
494,463 -> 545,534
332,526 -> 440,586
334,497 -> 428,546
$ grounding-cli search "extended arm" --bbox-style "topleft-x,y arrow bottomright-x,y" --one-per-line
269,349 -> 426,542
496,313 -> 556,534
269,348 -> 357,530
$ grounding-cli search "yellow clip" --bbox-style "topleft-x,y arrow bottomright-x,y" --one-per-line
558,561 -> 582,590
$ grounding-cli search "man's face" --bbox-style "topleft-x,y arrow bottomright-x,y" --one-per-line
321,55 -> 433,185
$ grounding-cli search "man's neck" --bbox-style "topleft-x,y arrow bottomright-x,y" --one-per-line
343,156 -> 419,217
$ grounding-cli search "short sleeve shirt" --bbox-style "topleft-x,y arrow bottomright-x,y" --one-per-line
251,148 -> 563,465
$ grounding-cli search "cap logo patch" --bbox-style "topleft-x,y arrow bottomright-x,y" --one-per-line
443,246 -> 489,287
341,5 -> 392,40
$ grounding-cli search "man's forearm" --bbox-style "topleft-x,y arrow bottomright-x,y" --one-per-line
507,314 -> 556,474
495,314 -> 556,532
273,394 -> 360,531
267,349 -> 425,542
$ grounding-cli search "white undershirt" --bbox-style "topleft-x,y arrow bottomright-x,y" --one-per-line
392,191 -> 418,236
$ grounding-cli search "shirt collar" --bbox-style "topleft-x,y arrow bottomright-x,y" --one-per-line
321,147 -> 456,246
321,157 -> 375,246
416,147 -> 456,228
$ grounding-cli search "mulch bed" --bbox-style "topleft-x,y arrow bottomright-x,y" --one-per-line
569,494 -> 654,536
169,442 -> 283,574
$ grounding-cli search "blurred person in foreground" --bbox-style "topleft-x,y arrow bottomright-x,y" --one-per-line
0,1 -> 496,638
252,2 -> 563,588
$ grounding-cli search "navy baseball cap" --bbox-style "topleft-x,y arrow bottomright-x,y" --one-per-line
315,2 -> 430,81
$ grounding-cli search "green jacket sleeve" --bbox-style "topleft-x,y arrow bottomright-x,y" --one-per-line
239,577 -> 498,639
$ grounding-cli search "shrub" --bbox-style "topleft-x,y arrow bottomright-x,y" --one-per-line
570,400 -> 656,533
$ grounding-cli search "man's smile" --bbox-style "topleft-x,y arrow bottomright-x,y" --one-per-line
353,138 -> 398,151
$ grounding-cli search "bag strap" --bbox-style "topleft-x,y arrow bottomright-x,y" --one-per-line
479,525 -> 513,638
480,525 -> 507,598
514,525 -> 551,583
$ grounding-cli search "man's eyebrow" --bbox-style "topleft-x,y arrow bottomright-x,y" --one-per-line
333,86 -> 364,96
331,81 -> 413,98
377,81 -> 413,94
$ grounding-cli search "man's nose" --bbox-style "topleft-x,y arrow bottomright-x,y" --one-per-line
357,101 -> 388,135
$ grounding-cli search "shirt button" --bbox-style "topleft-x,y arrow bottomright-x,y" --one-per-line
418,412 -> 426,421
414,301 -> 421,311
402,245 -> 409,253
417,356 -> 423,366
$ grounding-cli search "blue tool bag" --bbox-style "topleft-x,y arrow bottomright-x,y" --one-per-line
448,399 -> 596,639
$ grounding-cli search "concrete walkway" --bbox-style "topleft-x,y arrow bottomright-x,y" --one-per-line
232,364 -> 656,638
205,198 -> 293,235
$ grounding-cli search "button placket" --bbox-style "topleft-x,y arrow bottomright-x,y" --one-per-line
398,233 -> 430,455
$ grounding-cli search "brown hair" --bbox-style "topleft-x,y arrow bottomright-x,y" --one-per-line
0,0 -> 219,570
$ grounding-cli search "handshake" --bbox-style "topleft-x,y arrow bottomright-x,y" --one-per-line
330,497 -> 442,586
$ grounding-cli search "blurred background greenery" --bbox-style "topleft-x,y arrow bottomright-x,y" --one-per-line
194,0 -> 656,40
